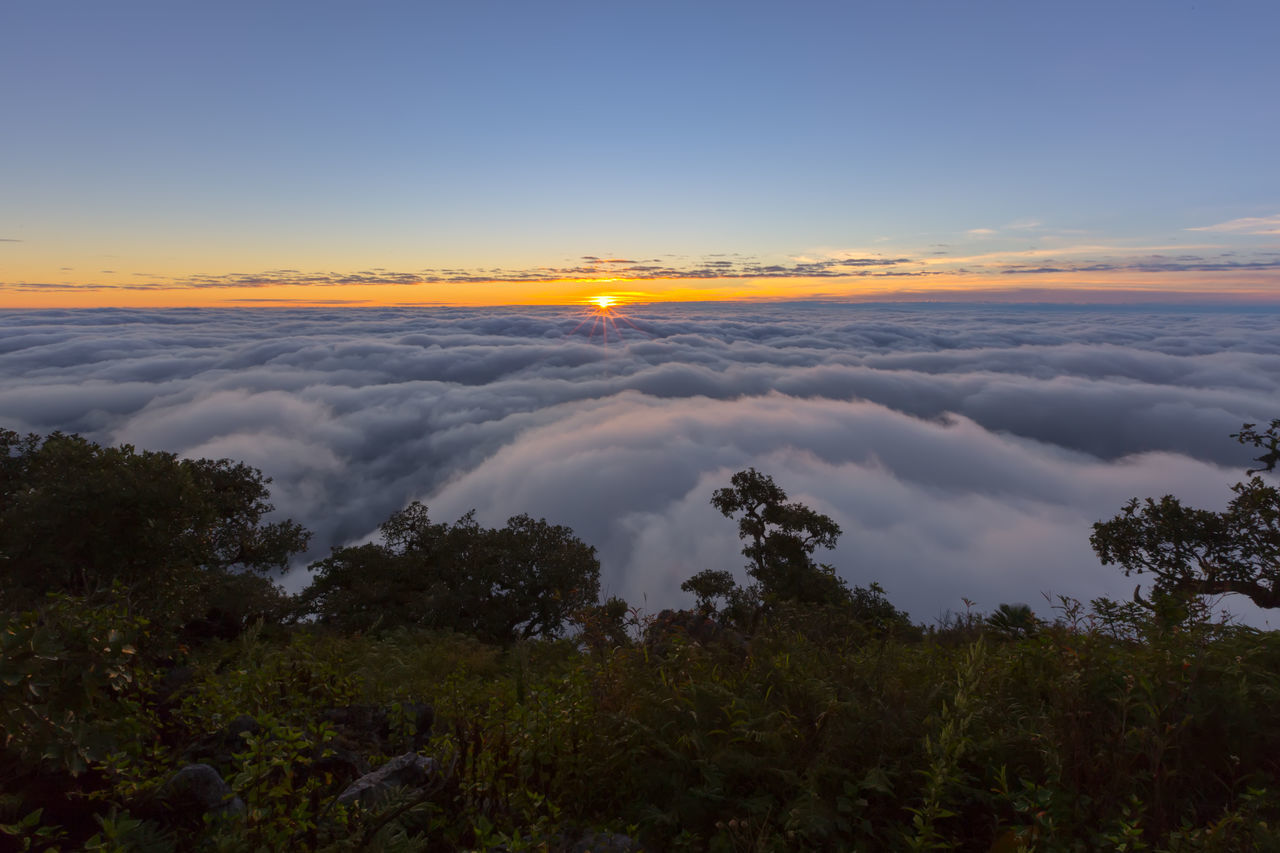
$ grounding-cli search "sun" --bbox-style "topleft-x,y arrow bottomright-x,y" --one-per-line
568,293 -> 652,345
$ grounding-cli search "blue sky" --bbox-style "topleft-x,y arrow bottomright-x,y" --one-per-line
3,0 -> 1278,305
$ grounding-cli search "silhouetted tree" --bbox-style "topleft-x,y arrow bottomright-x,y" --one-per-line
710,468 -> 849,607
298,502 -> 600,643
1235,419 -> 1280,474
681,569 -> 739,614
1092,422 -> 1280,610
0,430 -> 308,632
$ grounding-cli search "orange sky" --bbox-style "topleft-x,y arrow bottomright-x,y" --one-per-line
3,267 -> 1279,309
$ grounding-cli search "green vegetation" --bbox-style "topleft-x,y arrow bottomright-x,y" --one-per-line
4,425 -> 1280,850
0,430 -> 308,638
296,502 -> 600,644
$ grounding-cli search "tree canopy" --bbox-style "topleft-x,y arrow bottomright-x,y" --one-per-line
0,430 -> 309,630
709,467 -> 848,607
297,502 -> 600,644
1092,421 -> 1280,610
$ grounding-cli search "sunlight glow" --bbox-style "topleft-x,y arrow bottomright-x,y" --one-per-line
568,294 -> 653,346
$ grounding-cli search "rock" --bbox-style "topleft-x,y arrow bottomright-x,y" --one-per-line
226,714 -> 260,739
337,753 -> 439,807
160,763 -> 244,818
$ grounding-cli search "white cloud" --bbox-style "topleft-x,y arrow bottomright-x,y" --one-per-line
1188,214 -> 1280,236
2,303 -> 1277,622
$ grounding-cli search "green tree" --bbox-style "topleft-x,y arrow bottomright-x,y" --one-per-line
710,468 -> 849,607
1091,422 -> 1280,610
298,502 -> 601,643
0,430 -> 308,632
680,569 -> 739,614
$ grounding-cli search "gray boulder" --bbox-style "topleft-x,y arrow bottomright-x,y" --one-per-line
160,763 -> 245,818
337,752 -> 439,807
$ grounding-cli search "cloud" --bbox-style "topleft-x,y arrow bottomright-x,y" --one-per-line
0,256 -> 925,294
1,303 -> 1277,622
8,237 -> 1279,299
1188,214 -> 1280,236
0,238 -> 21,243
1000,254 -> 1280,275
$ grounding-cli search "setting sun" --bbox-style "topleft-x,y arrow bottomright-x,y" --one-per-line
590,295 -> 618,311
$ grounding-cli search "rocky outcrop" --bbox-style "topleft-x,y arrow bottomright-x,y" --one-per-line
158,763 -> 245,819
337,752 -> 440,807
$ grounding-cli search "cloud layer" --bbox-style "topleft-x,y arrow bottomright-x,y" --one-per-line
3,303 -> 1278,621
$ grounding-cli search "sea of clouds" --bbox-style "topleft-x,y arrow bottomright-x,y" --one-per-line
3,302 -> 1278,623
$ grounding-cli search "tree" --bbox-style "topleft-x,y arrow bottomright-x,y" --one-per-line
681,569 -> 739,614
1234,419 -> 1280,474
1091,422 -> 1280,610
0,430 -> 309,631
709,468 -> 849,607
298,502 -> 601,643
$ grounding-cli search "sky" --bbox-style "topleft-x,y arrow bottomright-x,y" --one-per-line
3,1 -> 1278,307
3,303 -> 1277,623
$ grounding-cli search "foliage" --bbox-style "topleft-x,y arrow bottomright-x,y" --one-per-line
7,436 -> 1280,849
1233,418 -> 1280,474
681,569 -> 740,614
0,429 -> 309,633
7,596 -> 1280,850
0,592 -> 158,779
1092,424 -> 1280,610
986,603 -> 1040,638
298,501 -> 601,644
576,595 -> 635,650
686,471 -> 913,640
710,468 -> 849,609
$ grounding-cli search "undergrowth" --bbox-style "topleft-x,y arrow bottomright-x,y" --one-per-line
5,592 -> 1280,850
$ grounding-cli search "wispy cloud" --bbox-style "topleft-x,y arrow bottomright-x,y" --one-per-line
1188,214 -> 1280,236
965,219 -> 1042,238
917,243 -> 1226,267
7,256 -> 924,293
1001,255 -> 1280,275
5,238 -> 1277,302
